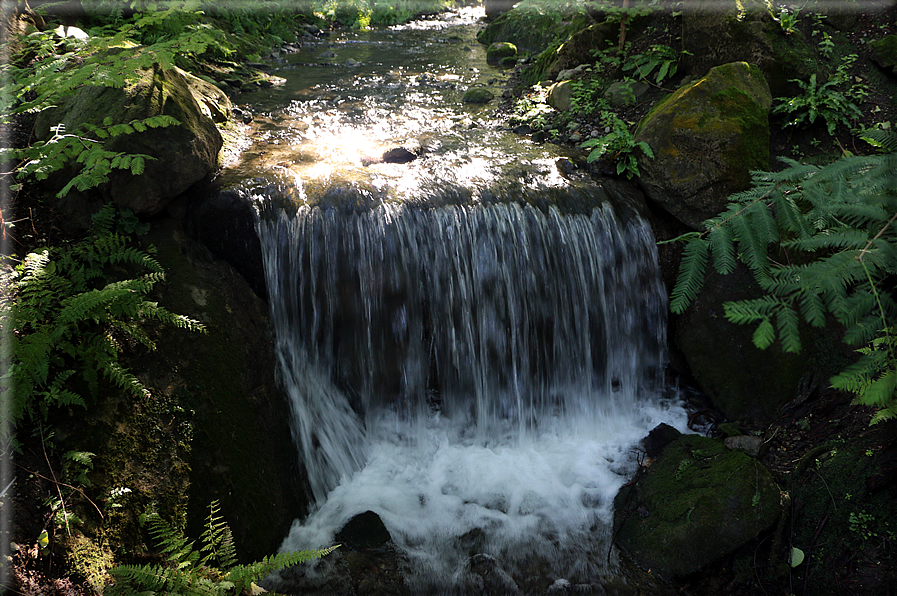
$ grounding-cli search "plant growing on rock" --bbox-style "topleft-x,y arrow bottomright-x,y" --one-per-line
773,54 -> 869,136
666,130 -> 897,424
581,111 -> 653,179
107,500 -> 337,596
0,3 -> 226,198
0,205 -> 205,441
622,44 -> 688,87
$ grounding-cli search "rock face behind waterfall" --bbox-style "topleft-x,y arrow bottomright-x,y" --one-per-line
67,220 -> 307,562
35,63 -> 229,217
634,62 -> 772,230
681,0 -> 816,96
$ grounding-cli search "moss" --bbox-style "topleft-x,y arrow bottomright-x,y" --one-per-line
62,533 -> 115,593
486,41 -> 517,65
462,88 -> 495,104
615,434 -> 782,578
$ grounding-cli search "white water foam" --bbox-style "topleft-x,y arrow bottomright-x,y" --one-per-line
276,398 -> 687,591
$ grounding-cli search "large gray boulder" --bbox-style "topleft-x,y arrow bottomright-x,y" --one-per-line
672,265 -> 816,423
35,63 -> 230,217
614,433 -> 783,578
635,62 -> 771,230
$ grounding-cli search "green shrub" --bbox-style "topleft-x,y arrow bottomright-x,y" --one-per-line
622,44 -> 687,87
581,111 -> 653,179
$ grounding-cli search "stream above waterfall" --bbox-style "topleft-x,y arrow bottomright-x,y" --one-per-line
226,7 -> 690,594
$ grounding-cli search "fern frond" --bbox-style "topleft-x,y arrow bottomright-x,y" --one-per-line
199,500 -> 238,570
226,546 -> 340,594
669,239 -> 709,314
861,129 -> 897,152
776,304 -> 802,353
143,513 -> 200,569
731,212 -> 769,273
709,224 -> 737,274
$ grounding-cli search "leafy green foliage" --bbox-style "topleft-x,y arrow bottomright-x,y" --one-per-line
569,75 -> 611,116
622,44 -> 688,87
775,6 -> 800,35
666,130 -> 897,423
511,83 -> 556,130
773,54 -> 869,136
108,501 -> 337,596
581,111 -> 654,179
0,2 -> 237,197
0,205 -> 205,434
4,116 -> 178,198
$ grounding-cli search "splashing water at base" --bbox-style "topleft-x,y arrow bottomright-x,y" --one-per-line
253,181 -> 690,593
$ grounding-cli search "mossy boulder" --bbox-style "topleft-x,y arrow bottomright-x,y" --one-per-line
485,41 -> 517,65
635,62 -> 771,230
462,87 -> 495,104
869,35 -> 897,75
614,434 -> 783,578
34,64 -> 230,217
681,0 -> 817,96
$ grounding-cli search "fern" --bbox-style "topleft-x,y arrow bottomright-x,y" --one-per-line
666,131 -> 897,423
108,501 -> 337,596
1,205 -> 205,433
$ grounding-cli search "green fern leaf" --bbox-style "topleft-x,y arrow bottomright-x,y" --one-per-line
709,224 -> 737,274
670,239 -> 709,314
752,318 -> 776,350
776,304 -> 802,353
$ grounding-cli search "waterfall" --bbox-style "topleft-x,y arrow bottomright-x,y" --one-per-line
254,180 -> 687,590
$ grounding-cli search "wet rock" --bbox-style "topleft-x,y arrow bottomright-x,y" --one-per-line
232,107 -> 253,124
335,511 -> 392,550
512,124 -> 532,135
673,264 -> 818,423
453,553 -> 522,596
635,62 -> 771,230
345,58 -> 360,67
320,50 -> 337,59
382,139 -> 422,164
463,88 -> 495,104
641,423 -> 682,458
614,434 -> 783,578
724,435 -> 764,457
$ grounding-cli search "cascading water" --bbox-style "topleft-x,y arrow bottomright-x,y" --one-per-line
251,182 -> 688,593
225,7 -> 689,593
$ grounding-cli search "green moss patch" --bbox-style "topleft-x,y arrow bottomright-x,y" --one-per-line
614,434 -> 782,578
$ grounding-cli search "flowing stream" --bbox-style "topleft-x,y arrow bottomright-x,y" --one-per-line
230,7 -> 689,593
